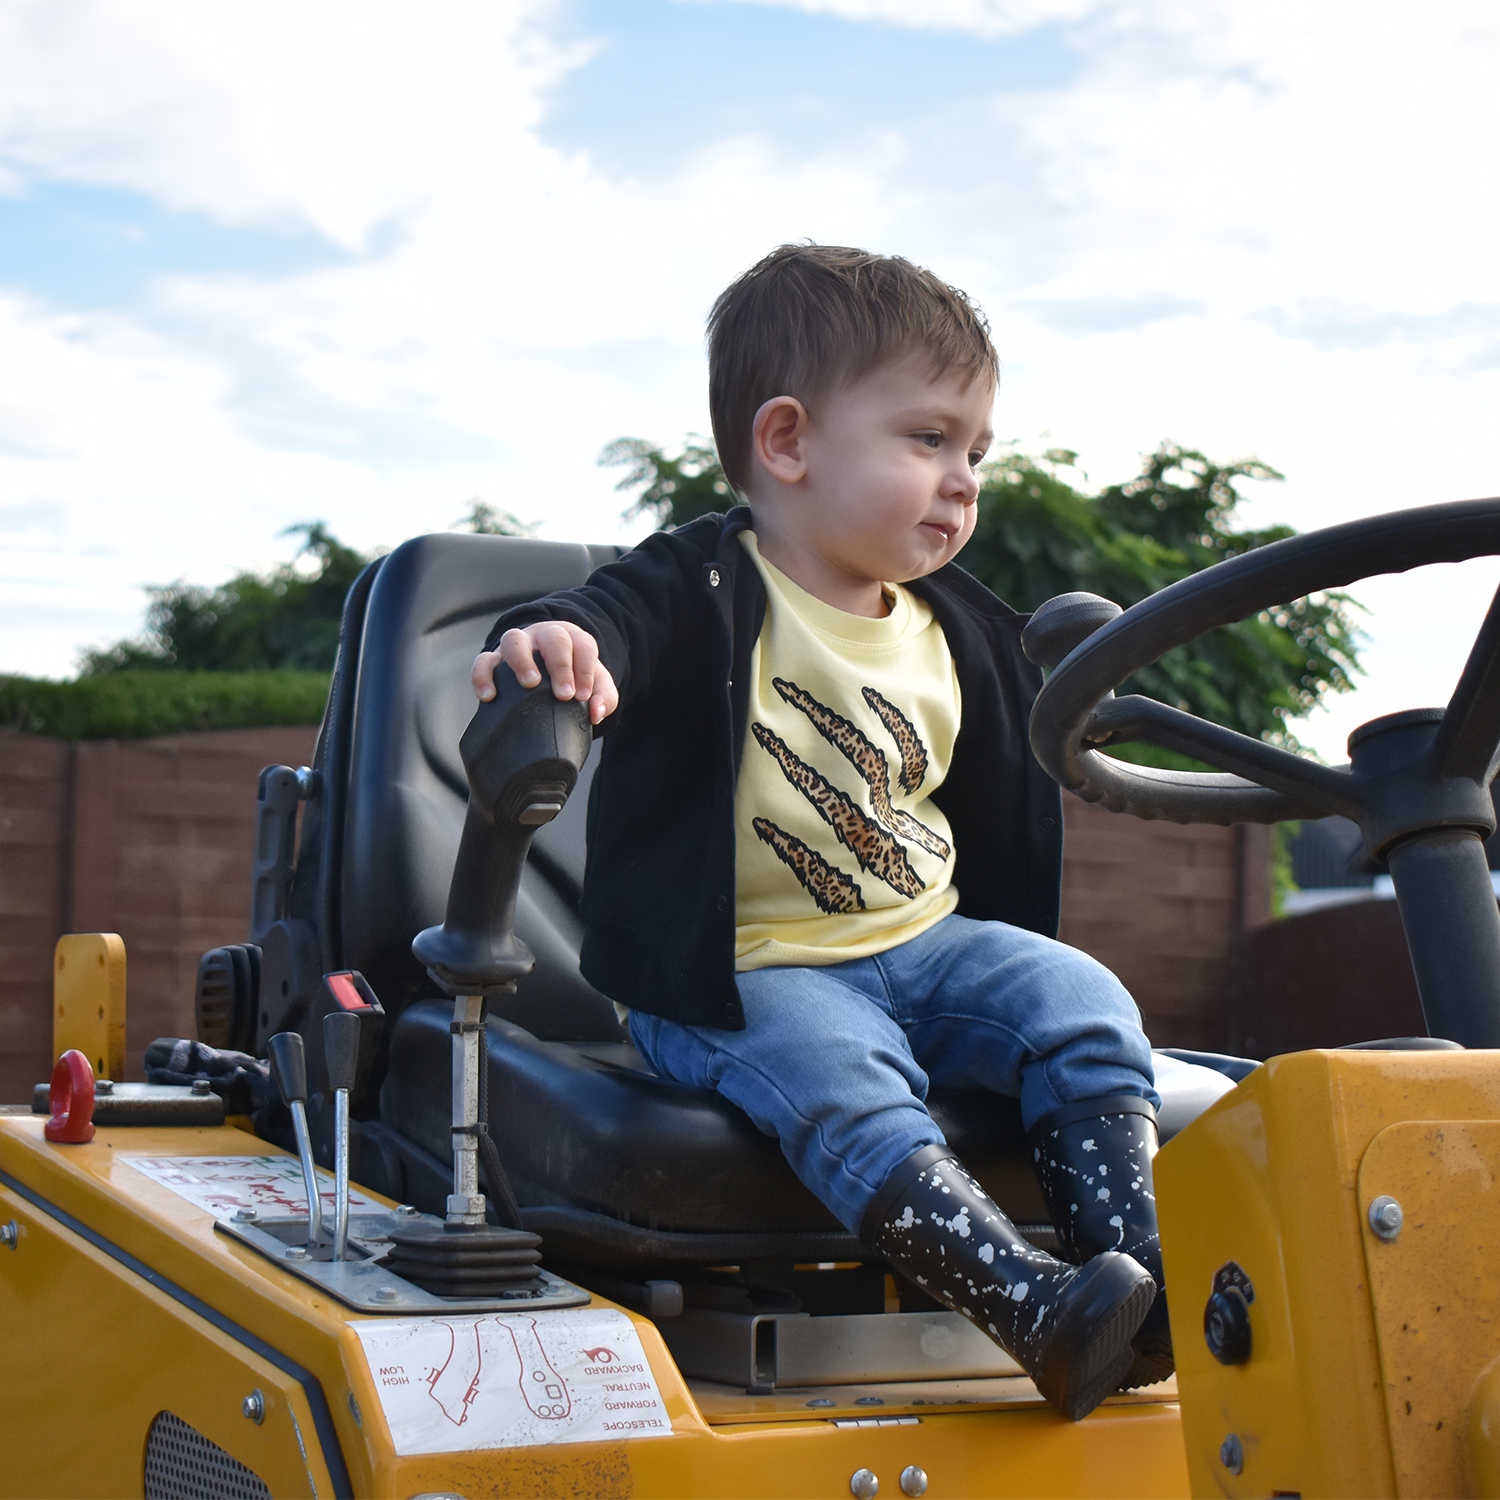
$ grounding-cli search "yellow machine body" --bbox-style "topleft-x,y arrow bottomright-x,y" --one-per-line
52,933 -> 126,1083
1157,1048 -> 1500,1499
0,1115 -> 1185,1499
19,937 -> 1500,1498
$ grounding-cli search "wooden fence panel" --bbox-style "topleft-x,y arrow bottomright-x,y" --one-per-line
0,729 -> 1262,1101
0,726 -> 317,1102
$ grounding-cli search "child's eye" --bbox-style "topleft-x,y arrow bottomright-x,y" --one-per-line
917,432 -> 942,449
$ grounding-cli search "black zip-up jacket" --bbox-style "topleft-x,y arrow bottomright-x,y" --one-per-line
486,507 -> 1063,1030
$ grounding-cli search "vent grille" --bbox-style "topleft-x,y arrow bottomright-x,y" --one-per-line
143,1410 -> 272,1500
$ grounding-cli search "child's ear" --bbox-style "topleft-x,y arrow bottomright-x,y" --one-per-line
751,396 -> 809,485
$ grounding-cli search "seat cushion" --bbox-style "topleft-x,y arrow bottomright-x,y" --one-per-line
381,1001 -> 1235,1240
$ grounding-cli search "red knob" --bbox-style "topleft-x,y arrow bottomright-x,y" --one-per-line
45,1050 -> 96,1144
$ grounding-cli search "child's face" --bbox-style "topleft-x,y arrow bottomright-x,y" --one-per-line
751,351 -> 993,608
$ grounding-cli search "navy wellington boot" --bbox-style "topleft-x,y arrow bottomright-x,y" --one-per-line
1028,1096 -> 1173,1387
863,1145 -> 1156,1421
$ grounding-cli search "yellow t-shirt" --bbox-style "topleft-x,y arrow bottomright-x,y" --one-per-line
734,532 -> 962,971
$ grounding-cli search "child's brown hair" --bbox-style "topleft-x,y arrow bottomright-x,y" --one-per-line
707,243 -> 999,493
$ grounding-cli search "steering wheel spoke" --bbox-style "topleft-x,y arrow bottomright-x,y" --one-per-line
1087,697 -> 1361,816
1432,580 -> 1500,784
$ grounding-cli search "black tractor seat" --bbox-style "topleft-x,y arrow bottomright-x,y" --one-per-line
373,1000 -> 1236,1268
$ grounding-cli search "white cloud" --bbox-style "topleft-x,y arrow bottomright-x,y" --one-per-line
0,0 -> 1496,763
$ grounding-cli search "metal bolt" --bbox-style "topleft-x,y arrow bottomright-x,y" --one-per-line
850,1470 -> 879,1500
243,1390 -> 265,1424
284,1246 -> 309,1260
95,1078 -> 114,1095
373,1285 -> 399,1303
854,1396 -> 885,1406
900,1466 -> 929,1497
1369,1195 -> 1403,1241
805,1399 -> 835,1408
191,1079 -> 213,1096
1,1220 -> 18,1250
395,1204 -> 419,1218
232,1207 -> 258,1222
1220,1433 -> 1244,1475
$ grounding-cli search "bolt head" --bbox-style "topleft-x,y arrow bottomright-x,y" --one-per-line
242,1390 -> 264,1424
0,1220 -> 18,1249
373,1285 -> 399,1303
1220,1433 -> 1243,1475
850,1469 -> 879,1500
191,1078 -> 213,1096
900,1466 -> 929,1497
1369,1195 -> 1404,1240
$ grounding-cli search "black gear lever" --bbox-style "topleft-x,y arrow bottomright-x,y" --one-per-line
412,661 -> 593,994
409,661 -> 590,1259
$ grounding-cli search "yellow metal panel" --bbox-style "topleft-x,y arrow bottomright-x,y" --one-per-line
53,932 -> 126,1080
1157,1048 -> 1500,1500
0,1113 -> 1190,1500
0,1180 -> 327,1499
1358,1120 -> 1500,1498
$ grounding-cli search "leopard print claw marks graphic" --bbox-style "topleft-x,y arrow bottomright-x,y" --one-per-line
748,681 -> 952,917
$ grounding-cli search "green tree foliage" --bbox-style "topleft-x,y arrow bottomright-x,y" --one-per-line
602,436 -> 733,527
454,500 -> 540,537
967,445 -> 1361,745
605,436 -> 1362,747
81,523 -> 371,675
0,671 -> 330,740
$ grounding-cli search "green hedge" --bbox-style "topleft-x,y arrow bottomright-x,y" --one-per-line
0,671 -> 331,740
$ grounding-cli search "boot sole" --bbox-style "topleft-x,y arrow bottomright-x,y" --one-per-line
1120,1327 -> 1176,1389
1035,1253 -> 1156,1422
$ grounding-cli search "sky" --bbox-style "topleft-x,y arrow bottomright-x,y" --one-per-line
1,0 -> 1497,762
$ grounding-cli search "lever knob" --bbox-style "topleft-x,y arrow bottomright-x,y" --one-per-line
323,1010 -> 362,1094
412,663 -> 592,995
267,1031 -> 308,1105
1022,593 -> 1124,673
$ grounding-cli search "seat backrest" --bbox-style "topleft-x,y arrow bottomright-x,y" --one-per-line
325,532 -> 626,1041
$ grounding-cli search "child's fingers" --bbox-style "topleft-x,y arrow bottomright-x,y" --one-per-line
496,629 -> 546,690
471,649 -> 504,701
587,663 -> 620,724
533,626 -> 583,699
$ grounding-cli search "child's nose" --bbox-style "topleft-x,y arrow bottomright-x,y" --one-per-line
948,464 -> 980,504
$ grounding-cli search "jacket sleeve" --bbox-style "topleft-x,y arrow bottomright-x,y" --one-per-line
483,517 -> 722,720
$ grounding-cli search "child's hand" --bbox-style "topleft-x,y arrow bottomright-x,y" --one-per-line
471,622 -> 619,726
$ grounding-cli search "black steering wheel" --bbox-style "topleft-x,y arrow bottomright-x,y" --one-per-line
1021,496 -> 1500,1048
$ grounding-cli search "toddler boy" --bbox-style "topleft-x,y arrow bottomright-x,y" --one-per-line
473,245 -> 1169,1420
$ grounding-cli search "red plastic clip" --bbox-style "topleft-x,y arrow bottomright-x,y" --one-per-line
45,1050 -> 96,1144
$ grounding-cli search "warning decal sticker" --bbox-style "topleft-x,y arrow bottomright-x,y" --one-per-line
122,1154 -> 384,1219
352,1308 -> 672,1454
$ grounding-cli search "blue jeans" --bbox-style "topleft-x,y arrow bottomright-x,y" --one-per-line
628,913 -> 1158,1234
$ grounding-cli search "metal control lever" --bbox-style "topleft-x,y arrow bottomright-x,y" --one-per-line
322,1010 -> 361,1260
267,1031 -> 323,1248
411,663 -> 590,1228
